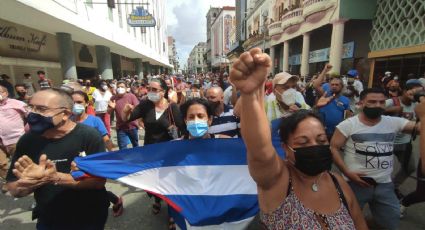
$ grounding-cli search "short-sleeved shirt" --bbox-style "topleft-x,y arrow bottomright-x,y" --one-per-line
111,93 -> 140,131
209,104 -> 240,137
129,100 -> 185,145
92,89 -> 112,113
0,98 -> 27,146
319,95 -> 350,136
336,115 -> 409,183
6,124 -> 109,224
385,97 -> 417,144
265,92 -> 311,122
80,115 -> 108,137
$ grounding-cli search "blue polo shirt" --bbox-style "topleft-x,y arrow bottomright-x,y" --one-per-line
80,115 -> 108,137
319,95 -> 350,136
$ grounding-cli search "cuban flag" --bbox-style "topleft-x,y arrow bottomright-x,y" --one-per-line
73,124 -> 285,229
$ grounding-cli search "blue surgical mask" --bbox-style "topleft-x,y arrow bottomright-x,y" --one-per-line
187,120 -> 209,138
72,104 -> 85,115
27,112 -> 55,134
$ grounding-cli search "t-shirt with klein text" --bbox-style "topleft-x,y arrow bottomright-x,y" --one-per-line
336,115 -> 409,183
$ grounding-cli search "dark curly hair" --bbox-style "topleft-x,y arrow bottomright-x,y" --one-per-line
180,98 -> 213,119
279,110 -> 324,144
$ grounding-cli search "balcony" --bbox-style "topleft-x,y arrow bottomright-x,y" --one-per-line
268,21 -> 282,36
303,0 -> 336,21
280,8 -> 304,33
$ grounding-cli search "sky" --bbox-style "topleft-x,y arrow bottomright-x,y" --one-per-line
166,0 -> 235,68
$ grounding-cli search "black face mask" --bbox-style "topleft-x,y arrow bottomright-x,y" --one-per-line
209,101 -> 221,112
27,112 -> 55,134
292,145 -> 333,176
363,106 -> 384,119
17,92 -> 26,96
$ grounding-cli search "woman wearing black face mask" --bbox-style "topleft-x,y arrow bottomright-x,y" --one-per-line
230,48 -> 367,229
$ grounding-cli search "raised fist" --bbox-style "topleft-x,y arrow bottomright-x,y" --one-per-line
229,48 -> 272,95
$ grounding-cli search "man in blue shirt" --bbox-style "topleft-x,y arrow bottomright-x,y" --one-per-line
314,64 -> 351,139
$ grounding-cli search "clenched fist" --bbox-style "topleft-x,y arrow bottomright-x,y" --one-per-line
230,48 -> 272,95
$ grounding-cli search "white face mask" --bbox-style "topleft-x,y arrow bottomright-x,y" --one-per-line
278,88 -> 297,106
0,95 -> 4,101
126,88 -> 131,93
147,92 -> 161,102
116,87 -> 126,94
101,85 -> 109,91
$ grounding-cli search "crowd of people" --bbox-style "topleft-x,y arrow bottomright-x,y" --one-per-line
1,47 -> 425,229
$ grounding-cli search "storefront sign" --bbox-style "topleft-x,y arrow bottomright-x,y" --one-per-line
0,19 -> 58,61
127,7 -> 156,27
289,41 -> 355,65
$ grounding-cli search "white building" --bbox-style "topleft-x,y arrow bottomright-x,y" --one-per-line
0,0 -> 172,87
187,42 -> 207,74
168,36 -> 179,73
210,6 -> 236,71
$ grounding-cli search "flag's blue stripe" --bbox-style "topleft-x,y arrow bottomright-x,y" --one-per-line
74,138 -> 285,180
168,194 -> 259,226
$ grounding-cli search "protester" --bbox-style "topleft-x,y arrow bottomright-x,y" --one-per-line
6,88 -> 110,229
122,78 -> 185,229
0,85 -> 27,193
37,71 -> 52,90
314,65 -> 351,139
108,81 -> 140,150
385,82 -> 424,199
165,78 -> 178,103
230,48 -> 367,229
264,72 -> 310,122
92,80 -> 113,135
15,83 -> 31,103
331,88 -> 420,229
0,74 -> 15,98
23,73 -> 36,96
71,90 -> 123,217
400,95 -> 425,217
206,86 -> 240,137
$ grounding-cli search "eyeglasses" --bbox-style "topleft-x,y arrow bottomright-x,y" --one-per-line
27,104 -> 66,114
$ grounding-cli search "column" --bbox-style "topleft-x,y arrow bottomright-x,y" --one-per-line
270,46 -> 276,76
300,33 -> 310,76
134,58 -> 143,79
95,45 -> 113,80
329,20 -> 346,75
56,33 -> 77,80
282,41 -> 289,72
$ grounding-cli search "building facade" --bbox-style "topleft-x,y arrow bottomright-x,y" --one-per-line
210,6 -> 236,72
265,0 -> 376,79
168,36 -> 179,73
368,0 -> 425,86
206,7 -> 221,72
0,0 -> 172,88
187,42 -> 207,74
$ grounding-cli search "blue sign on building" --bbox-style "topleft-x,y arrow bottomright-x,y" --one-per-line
127,7 -> 156,27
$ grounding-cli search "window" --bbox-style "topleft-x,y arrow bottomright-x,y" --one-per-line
107,0 -> 115,8
163,42 -> 166,53
108,7 -> 113,22
117,0 -> 123,28
86,0 -> 93,8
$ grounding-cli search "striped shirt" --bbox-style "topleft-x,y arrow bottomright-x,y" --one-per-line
209,104 -> 240,137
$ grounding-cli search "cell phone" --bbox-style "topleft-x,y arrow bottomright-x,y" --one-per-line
360,177 -> 377,186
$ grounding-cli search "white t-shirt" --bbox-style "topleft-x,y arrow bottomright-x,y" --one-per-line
336,115 -> 409,183
223,86 -> 233,106
92,89 -> 112,113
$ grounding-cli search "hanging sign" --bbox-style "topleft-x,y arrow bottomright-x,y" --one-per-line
127,7 -> 156,27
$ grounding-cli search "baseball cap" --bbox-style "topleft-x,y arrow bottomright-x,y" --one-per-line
347,69 -> 358,77
272,72 -> 298,88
